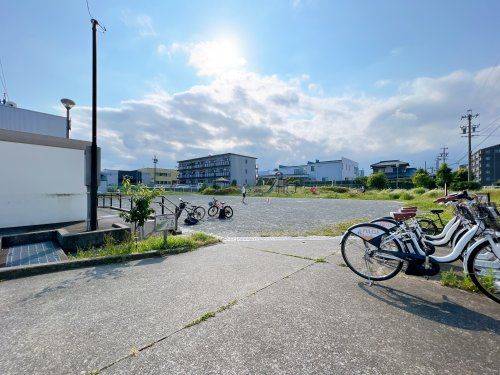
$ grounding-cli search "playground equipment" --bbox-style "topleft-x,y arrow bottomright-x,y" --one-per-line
266,172 -> 288,194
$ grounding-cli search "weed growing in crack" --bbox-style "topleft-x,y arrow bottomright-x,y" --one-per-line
185,300 -> 238,328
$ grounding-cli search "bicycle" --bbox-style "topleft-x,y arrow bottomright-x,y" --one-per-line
178,198 -> 206,220
341,192 -> 500,303
207,197 -> 233,218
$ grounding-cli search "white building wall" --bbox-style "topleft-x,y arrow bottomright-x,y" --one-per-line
340,157 -> 359,180
0,140 -> 87,228
313,161 -> 343,181
0,105 -> 66,137
229,155 -> 256,186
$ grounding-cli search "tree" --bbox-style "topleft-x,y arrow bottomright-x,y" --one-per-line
452,167 -> 470,183
436,163 -> 453,188
412,168 -> 436,189
231,179 -> 237,186
353,176 -> 368,186
367,171 -> 388,189
119,178 -> 163,239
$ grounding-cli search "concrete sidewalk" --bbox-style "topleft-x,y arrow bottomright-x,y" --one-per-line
0,238 -> 498,374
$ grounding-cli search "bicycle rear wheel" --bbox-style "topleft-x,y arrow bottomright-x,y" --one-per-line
208,206 -> 219,217
194,206 -> 206,220
417,219 -> 438,236
467,242 -> 500,303
341,225 -> 403,281
224,206 -> 233,218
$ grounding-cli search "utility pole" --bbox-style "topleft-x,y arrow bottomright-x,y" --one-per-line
460,109 -> 479,182
438,146 -> 449,165
89,18 -> 99,231
153,155 -> 158,186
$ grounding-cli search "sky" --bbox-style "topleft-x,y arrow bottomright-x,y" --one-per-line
1,0 -> 499,173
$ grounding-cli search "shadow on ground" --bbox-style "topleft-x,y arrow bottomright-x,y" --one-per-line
358,282 -> 499,334
20,257 -> 166,302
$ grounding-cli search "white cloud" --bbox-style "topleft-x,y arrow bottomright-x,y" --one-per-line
121,11 -> 156,37
71,62 -> 500,171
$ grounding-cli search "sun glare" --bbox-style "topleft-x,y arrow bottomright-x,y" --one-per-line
189,38 -> 246,76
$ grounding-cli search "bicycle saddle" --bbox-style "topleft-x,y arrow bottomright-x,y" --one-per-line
430,209 -> 444,214
391,211 -> 416,221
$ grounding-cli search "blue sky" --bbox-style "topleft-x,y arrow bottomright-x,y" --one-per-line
1,0 -> 499,172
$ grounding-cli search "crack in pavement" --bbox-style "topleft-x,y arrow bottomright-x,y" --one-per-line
95,245 -> 323,374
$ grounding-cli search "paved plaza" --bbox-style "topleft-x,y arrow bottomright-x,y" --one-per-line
0,237 -> 498,374
108,195 -> 403,237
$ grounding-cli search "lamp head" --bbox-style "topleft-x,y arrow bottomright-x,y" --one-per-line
60,98 -> 76,110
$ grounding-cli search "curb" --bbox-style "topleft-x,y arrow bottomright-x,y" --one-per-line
0,250 -> 162,281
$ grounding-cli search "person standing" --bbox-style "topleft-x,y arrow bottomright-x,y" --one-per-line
241,184 -> 247,203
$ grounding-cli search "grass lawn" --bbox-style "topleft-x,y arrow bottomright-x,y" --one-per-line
69,232 -> 220,260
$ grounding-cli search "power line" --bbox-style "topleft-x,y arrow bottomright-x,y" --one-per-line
85,0 -> 106,32
0,56 -> 8,101
451,114 -> 500,166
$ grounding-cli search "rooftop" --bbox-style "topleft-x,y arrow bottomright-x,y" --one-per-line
178,153 -> 257,162
370,160 -> 409,168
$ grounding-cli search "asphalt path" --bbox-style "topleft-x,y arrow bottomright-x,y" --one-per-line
0,238 -> 498,374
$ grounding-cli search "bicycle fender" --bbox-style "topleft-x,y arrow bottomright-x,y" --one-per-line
462,237 -> 491,274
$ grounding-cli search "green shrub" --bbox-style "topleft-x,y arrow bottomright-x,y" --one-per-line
401,192 -> 415,200
367,171 -> 388,189
412,187 -> 426,194
412,169 -> 436,189
450,181 -> 482,191
202,186 -> 240,195
422,189 -> 442,198
318,186 -> 349,193
389,192 -> 401,199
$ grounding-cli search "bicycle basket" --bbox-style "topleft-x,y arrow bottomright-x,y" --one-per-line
477,203 -> 500,231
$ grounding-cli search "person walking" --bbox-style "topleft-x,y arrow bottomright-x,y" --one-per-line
241,184 -> 247,204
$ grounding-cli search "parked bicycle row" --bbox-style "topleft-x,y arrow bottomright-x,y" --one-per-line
175,197 -> 233,225
340,191 -> 500,303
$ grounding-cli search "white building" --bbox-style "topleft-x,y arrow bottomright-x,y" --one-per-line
0,102 -> 97,229
178,153 -> 257,186
0,129 -> 92,229
0,103 -> 67,137
278,157 -> 359,181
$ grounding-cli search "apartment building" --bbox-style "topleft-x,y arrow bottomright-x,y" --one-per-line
178,153 -> 257,186
471,144 -> 500,186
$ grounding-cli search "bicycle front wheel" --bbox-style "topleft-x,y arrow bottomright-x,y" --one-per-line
467,241 -> 500,304
341,228 -> 403,281
224,206 -> 233,218
194,206 -> 206,220
208,206 -> 219,217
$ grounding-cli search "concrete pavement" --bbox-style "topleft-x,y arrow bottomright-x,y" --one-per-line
0,238 -> 498,374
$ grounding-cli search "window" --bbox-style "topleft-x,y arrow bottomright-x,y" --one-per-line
311,166 -> 315,172
245,159 -> 248,164
245,169 -> 248,174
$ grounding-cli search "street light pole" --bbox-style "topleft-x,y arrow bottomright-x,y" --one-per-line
90,18 -> 99,231
396,163 -> 399,189
153,155 -> 158,186
60,98 -> 75,138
